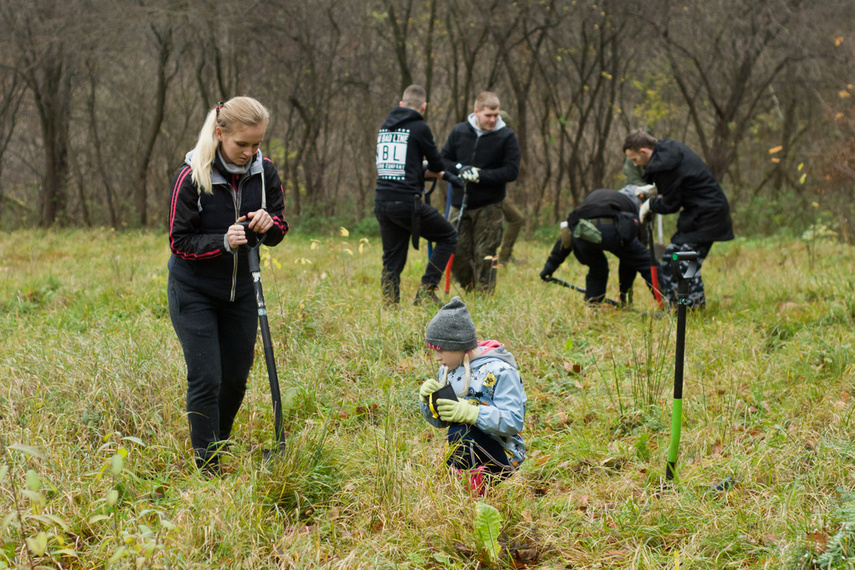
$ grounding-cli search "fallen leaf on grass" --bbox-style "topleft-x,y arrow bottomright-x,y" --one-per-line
354,404 -> 379,417
805,530 -> 829,550
394,357 -> 419,374
510,547 -> 539,567
600,457 -> 626,470
550,411 -> 573,428
747,426 -> 765,438
532,451 -> 550,466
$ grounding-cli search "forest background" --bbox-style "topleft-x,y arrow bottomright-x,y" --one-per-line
0,0 -> 853,239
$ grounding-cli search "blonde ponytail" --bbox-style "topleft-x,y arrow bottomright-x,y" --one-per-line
190,97 -> 271,195
190,109 -> 219,194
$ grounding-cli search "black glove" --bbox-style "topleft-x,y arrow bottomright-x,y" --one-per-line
540,264 -> 556,281
442,170 -> 463,188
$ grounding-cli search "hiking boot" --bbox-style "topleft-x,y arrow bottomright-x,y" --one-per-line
195,456 -> 221,478
381,278 -> 400,305
413,286 -> 442,307
620,290 -> 633,308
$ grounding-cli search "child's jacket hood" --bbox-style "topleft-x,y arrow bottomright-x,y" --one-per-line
473,340 -> 517,369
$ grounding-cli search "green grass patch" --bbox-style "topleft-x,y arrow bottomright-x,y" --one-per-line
0,229 -> 853,567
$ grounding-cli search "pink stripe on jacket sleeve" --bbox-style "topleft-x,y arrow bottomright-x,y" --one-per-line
169,166 -> 221,260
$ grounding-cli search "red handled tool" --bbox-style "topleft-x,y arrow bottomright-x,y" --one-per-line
646,220 -> 665,309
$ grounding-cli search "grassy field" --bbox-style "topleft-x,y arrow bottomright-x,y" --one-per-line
1,227 -> 854,569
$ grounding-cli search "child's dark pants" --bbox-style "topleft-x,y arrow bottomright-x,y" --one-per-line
446,424 -> 513,477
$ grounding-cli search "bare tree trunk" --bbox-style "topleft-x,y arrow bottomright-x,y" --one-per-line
0,72 -> 24,221
33,60 -> 72,225
656,1 -> 794,182
383,0 -> 414,93
491,3 -> 550,211
3,0 -> 77,225
134,24 -> 175,227
69,151 -> 91,226
423,0 -> 438,119
85,65 -> 117,228
444,7 -> 490,122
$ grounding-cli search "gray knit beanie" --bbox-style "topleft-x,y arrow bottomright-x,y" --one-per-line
425,296 -> 478,352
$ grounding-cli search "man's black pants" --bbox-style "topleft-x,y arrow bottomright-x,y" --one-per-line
374,197 -> 458,303
573,223 -> 653,302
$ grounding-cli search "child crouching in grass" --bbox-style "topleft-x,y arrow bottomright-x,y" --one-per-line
418,296 -> 526,494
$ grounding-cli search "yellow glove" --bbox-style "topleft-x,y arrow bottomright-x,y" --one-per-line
436,399 -> 479,424
419,379 -> 443,403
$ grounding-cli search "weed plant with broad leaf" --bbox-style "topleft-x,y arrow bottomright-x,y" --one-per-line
474,502 -> 502,565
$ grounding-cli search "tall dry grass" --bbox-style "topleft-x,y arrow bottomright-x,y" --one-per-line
0,228 -> 853,568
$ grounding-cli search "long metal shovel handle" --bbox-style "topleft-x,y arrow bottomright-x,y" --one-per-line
241,229 -> 286,450
544,276 -> 620,307
424,178 -> 437,259
665,250 -> 699,482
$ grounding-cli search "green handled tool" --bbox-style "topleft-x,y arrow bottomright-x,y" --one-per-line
665,250 -> 700,481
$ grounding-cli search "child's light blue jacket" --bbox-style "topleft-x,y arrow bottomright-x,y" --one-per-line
420,340 -> 527,469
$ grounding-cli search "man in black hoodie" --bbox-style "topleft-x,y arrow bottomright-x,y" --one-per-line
623,130 -> 734,309
539,186 -> 657,305
375,85 -> 459,306
442,91 -> 521,293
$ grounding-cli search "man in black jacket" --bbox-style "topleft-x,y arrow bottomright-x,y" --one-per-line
441,91 -> 521,293
375,85 -> 459,306
540,187 -> 656,305
623,130 -> 734,309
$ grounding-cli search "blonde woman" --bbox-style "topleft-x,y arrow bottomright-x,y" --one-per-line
168,96 -> 288,474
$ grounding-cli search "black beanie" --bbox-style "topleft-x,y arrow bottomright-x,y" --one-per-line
425,296 -> 478,352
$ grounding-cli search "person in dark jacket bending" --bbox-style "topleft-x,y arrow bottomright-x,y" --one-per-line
540,186 -> 657,305
168,96 -> 289,473
442,91 -> 521,294
375,85 -> 459,306
623,130 -> 734,309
